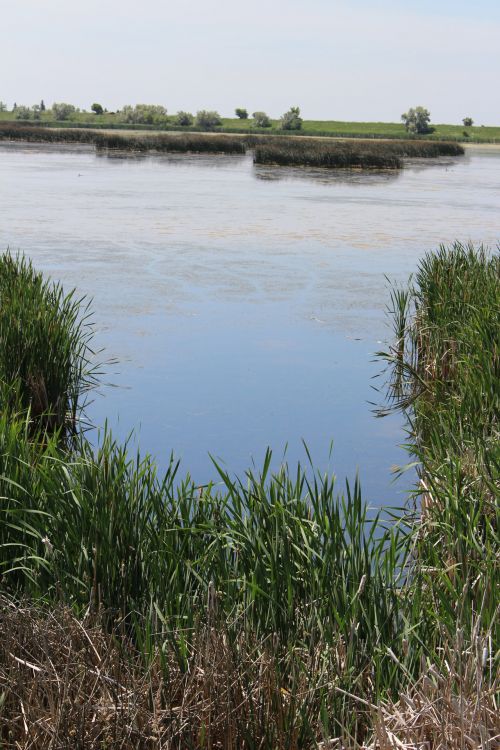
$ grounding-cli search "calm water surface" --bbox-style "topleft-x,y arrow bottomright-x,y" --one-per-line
1,143 -> 499,503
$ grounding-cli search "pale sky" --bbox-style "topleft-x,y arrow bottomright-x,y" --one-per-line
2,0 -> 499,123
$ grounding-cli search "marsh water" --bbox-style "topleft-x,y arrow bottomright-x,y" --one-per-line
1,143 -> 499,504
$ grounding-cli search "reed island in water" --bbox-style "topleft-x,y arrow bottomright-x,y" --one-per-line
0,122 -> 464,169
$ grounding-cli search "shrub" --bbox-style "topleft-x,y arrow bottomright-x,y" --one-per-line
175,110 -> 194,126
280,105 -> 302,131
91,102 -> 104,115
252,111 -> 272,128
51,102 -> 76,120
462,117 -> 473,127
121,104 -> 167,125
15,105 -> 32,120
195,110 -> 222,130
235,107 -> 248,119
401,106 -> 432,134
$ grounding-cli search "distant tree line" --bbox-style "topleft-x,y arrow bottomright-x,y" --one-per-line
0,100 -> 478,133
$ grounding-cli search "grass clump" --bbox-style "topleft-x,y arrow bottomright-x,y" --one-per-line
0,252 -> 97,435
378,241 -> 499,673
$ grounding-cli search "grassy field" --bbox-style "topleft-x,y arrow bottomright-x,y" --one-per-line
0,247 -> 498,747
1,109 -> 499,142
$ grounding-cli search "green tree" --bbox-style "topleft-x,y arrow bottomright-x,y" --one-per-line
252,111 -> 272,128
40,100 -> 46,111
195,110 -> 222,130
15,105 -> 32,120
91,102 -> 104,115
175,111 -> 194,126
235,108 -> 248,119
462,117 -> 473,127
52,102 -> 76,120
0,101 -> 7,112
121,104 -> 167,124
401,106 -> 432,134
280,105 -> 302,131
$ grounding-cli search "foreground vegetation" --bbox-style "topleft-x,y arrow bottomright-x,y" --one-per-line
0,246 -> 498,747
0,124 -> 464,169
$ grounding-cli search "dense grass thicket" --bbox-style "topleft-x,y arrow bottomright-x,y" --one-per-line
254,138 -> 463,169
1,108 -> 499,141
254,138 -> 402,169
379,242 -> 499,636
0,248 -> 498,748
0,253 -> 97,436
0,124 -> 246,154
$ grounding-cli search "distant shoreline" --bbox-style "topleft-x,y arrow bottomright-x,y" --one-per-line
0,113 -> 499,144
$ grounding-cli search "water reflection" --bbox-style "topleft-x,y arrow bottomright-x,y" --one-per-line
253,163 -> 402,185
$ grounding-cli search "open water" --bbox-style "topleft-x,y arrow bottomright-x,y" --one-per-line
1,143 -> 498,504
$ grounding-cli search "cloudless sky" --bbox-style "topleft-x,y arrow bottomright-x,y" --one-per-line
2,0 -> 499,123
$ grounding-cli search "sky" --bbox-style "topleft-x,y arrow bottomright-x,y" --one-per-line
2,0 -> 499,123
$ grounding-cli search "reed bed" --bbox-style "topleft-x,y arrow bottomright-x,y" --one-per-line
1,124 -> 464,165
0,252 -> 97,435
0,123 -> 97,144
253,138 -> 464,169
2,598 -> 497,749
374,139 -> 464,157
254,138 -> 402,169
378,241 -> 499,707
0,124 -> 246,154
0,249 -> 498,747
93,132 -> 246,154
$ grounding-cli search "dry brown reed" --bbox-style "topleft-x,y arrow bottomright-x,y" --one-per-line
2,598 -> 498,749
368,638 -> 499,749
0,598 -> 331,749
